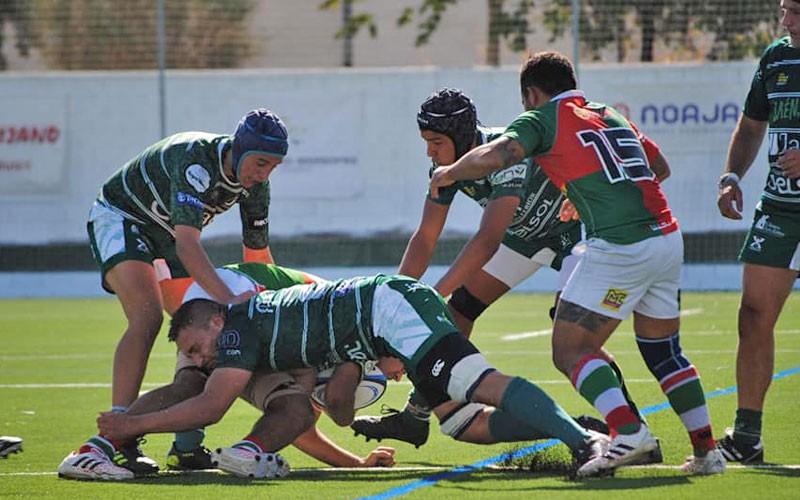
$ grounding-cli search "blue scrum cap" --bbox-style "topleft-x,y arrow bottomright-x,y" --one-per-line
231,108 -> 289,176
417,88 -> 478,160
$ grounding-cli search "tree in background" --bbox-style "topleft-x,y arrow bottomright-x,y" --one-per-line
544,0 -> 780,62
28,0 -> 253,70
0,0 -> 32,70
320,0 -> 781,65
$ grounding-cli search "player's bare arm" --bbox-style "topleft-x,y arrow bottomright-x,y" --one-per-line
434,195 -> 519,297
649,151 -> 671,182
398,199 -> 449,279
292,409 -> 396,467
175,225 -> 254,304
718,115 -> 768,220
97,367 -> 251,440
323,362 -> 362,426
429,137 -> 526,198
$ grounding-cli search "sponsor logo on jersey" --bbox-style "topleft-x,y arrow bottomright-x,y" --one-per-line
749,235 -> 765,253
601,287 -> 629,311
403,282 -> 430,294
771,97 -> 800,122
489,164 -> 527,185
218,330 -> 241,349
431,359 -> 445,377
777,73 -> 789,86
253,218 -> 268,227
226,349 -> 241,356
185,164 -> 211,193
345,341 -> 369,362
176,191 -> 204,210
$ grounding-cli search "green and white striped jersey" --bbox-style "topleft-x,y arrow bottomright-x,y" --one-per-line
98,131 -> 270,249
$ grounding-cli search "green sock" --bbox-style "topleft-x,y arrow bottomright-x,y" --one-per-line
488,410 -> 550,442
733,408 -> 762,445
498,377 -> 589,450
175,429 -> 205,452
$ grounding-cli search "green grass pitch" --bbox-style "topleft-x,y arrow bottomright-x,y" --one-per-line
1,292 -> 798,499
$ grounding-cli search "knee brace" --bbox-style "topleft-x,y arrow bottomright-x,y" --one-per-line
636,332 -> 690,379
439,402 -> 485,439
449,286 -> 488,321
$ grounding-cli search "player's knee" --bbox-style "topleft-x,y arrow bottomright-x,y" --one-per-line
449,286 -> 488,322
270,393 -> 315,434
439,402 -> 486,441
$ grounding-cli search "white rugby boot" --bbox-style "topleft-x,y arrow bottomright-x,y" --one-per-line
57,448 -> 134,481
681,448 -> 726,475
576,424 -> 658,478
211,446 -> 290,479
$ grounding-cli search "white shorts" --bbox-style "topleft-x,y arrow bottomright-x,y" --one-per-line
560,231 -> 683,320
482,243 -> 578,290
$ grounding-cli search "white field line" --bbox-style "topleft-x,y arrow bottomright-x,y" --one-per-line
2,464 -> 799,477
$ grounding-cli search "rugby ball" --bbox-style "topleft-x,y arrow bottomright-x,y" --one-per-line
311,364 -> 387,410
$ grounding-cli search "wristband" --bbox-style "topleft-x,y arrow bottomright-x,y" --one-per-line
718,172 -> 740,189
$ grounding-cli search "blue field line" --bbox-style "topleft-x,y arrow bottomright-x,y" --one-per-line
358,365 -> 800,500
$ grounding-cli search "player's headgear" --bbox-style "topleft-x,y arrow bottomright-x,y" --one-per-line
417,88 -> 478,160
231,108 -> 289,177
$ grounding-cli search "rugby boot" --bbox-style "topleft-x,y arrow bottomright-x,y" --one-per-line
166,442 -> 214,471
682,449 -> 726,475
113,438 -> 159,476
716,428 -> 764,464
57,447 -> 134,481
0,436 -> 22,458
351,405 -> 429,448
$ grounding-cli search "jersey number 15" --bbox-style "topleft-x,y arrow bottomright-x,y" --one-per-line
578,127 -> 654,183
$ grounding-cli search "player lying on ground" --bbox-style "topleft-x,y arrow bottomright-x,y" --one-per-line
97,274 -> 611,480
57,263 -> 394,480
352,89 -> 660,466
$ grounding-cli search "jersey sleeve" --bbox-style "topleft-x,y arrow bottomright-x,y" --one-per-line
743,49 -> 770,121
239,182 -> 270,249
502,108 -> 555,158
170,162 -> 212,229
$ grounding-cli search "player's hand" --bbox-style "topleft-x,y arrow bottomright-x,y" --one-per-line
559,198 -> 579,222
429,166 -> 455,199
717,182 -> 743,220
361,446 -> 396,467
229,289 -> 257,305
777,149 -> 800,179
96,411 -> 135,441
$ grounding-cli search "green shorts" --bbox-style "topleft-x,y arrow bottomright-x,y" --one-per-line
739,202 -> 800,271
87,199 -> 187,291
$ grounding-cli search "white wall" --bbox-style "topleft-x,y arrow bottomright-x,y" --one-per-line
0,62 -> 764,245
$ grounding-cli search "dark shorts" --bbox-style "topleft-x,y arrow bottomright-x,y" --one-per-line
739,202 -> 800,272
407,333 -> 494,408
